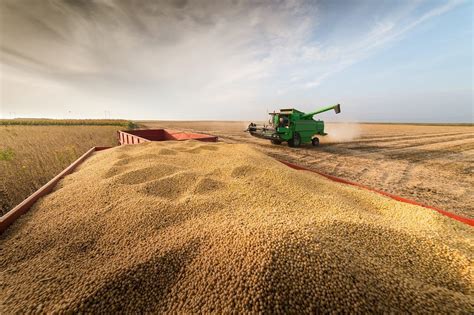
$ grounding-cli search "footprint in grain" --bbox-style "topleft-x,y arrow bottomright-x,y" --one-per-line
140,171 -> 197,199
158,148 -> 177,155
108,153 -> 163,169
194,177 -> 226,194
103,159 -> 149,179
230,164 -> 259,178
115,165 -> 180,185
187,144 -> 220,154
103,166 -> 128,179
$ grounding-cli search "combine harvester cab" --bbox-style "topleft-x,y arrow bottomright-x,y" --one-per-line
247,104 -> 341,147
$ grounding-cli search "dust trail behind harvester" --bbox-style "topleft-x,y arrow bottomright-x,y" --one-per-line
324,122 -> 361,143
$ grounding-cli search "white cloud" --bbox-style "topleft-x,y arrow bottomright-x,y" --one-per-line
0,0 -> 466,119
287,0 -> 462,90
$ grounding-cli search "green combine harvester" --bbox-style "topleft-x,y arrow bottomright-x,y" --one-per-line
246,104 -> 341,147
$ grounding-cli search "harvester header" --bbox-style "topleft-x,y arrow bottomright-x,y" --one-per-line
246,104 -> 341,148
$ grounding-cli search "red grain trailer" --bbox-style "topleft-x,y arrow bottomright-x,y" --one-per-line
117,129 -> 218,145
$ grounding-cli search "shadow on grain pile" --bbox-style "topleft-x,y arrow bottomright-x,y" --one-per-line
1,141 -> 473,313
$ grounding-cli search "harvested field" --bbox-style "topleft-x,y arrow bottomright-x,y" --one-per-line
143,121 -> 474,218
1,141 -> 472,313
0,125 -> 121,215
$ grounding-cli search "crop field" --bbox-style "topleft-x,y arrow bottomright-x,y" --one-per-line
143,121 -> 474,219
0,124 -> 125,215
0,118 -> 137,128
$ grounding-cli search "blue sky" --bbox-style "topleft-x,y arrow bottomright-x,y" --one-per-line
316,0 -> 473,122
0,0 -> 472,122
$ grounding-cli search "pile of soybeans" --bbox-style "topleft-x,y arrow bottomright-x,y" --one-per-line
1,141 -> 473,313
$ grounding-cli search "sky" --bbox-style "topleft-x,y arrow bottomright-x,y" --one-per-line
0,0 -> 472,122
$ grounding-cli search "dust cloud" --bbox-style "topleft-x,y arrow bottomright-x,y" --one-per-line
324,123 -> 361,143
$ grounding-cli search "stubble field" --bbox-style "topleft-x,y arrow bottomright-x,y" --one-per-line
142,121 -> 474,219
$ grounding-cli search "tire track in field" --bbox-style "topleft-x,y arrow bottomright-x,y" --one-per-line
374,134 -> 474,150
397,163 -> 416,187
355,130 -> 465,139
346,131 -> 467,144
384,139 -> 474,162
343,133 -> 474,152
408,137 -> 474,151
330,134 -> 474,160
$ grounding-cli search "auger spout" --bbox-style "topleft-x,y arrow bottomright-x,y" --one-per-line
301,104 -> 341,119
